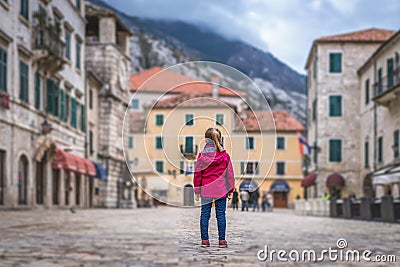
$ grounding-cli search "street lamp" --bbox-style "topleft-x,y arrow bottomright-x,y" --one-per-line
41,120 -> 52,135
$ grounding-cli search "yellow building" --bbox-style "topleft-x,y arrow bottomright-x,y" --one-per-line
127,69 -> 304,208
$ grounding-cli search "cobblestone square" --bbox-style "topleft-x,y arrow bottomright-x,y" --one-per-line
0,207 -> 399,266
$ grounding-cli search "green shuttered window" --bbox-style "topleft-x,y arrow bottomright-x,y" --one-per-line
329,95 -> 342,117
19,61 -> 29,103
329,139 -> 342,162
329,52 -> 342,73
0,47 -> 7,92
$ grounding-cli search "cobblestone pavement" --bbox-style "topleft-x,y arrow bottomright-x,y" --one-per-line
0,207 -> 399,267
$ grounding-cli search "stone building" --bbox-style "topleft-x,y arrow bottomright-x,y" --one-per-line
85,3 -> 135,208
0,0 -> 95,208
304,28 -> 396,199
127,68 -> 304,208
358,30 -> 400,199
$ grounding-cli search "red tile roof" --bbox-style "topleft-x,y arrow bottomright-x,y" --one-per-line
235,110 -> 304,132
150,93 -> 236,109
316,28 -> 396,42
130,67 -> 242,97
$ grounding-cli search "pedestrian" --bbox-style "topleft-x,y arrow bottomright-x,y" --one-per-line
252,190 -> 260,212
193,128 -> 235,248
232,188 -> 239,210
240,190 -> 249,211
261,191 -> 267,212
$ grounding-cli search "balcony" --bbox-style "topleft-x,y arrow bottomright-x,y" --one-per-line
373,68 -> 400,106
32,14 -> 66,73
180,145 -> 198,160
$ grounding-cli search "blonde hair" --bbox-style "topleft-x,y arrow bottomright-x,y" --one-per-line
205,128 -> 224,152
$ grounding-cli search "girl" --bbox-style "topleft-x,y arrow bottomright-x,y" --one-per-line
193,128 -> 235,248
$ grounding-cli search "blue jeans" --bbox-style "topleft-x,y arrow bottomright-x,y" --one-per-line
200,197 -> 227,240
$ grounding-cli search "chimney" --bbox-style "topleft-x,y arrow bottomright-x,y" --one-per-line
211,76 -> 220,98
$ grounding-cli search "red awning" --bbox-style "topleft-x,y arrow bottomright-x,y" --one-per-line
326,173 -> 345,187
52,149 -> 94,175
301,173 -> 316,187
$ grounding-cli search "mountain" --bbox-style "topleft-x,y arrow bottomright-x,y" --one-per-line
87,0 -> 307,125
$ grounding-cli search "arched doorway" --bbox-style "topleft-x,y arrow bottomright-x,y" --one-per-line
18,155 -> 29,205
35,153 -> 46,205
183,184 -> 194,206
270,179 -> 290,208
363,174 -> 374,198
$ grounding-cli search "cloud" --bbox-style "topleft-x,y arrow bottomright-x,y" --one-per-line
103,0 -> 399,73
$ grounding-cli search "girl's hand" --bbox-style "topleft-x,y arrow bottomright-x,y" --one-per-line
228,193 -> 232,200
195,194 -> 200,201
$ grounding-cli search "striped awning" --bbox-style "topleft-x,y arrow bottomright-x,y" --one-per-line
52,149 -> 95,176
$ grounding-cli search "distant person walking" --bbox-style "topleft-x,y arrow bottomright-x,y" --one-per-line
193,128 -> 235,248
252,190 -> 260,212
232,188 -> 239,210
261,191 -> 268,212
240,190 -> 249,211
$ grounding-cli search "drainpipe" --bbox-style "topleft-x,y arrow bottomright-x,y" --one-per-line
373,62 -> 377,171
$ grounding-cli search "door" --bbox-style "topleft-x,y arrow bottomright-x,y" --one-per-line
65,172 -> 70,206
89,178 -> 94,207
18,156 -> 28,205
387,58 -> 394,88
0,150 -> 5,205
183,184 -> 194,206
75,174 -> 81,206
35,155 -> 46,205
273,192 -> 288,208
52,169 -> 59,205
185,136 -> 193,154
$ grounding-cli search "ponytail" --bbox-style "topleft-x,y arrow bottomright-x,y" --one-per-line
205,128 -> 224,152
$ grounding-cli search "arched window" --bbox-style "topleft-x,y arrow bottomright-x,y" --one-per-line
18,155 -> 29,205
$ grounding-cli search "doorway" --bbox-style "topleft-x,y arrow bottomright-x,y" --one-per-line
363,174 -> 374,198
75,174 -> 81,206
52,169 -> 60,205
18,155 -> 28,205
35,154 -> 46,205
183,184 -> 194,206
65,172 -> 70,206
0,150 -> 5,205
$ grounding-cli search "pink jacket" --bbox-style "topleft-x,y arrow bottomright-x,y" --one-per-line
193,149 -> 235,198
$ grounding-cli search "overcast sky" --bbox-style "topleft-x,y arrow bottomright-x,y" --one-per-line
103,0 -> 399,74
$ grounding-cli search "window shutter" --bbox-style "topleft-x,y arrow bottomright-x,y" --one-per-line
255,162 -> 259,174
35,72 -> 41,109
60,90 -> 64,121
46,79 -> 52,113
81,104 -> 85,131
180,160 -> 184,174
71,98 -> 77,128
240,162 -> 244,174
0,47 -> 7,92
65,94 -> 69,122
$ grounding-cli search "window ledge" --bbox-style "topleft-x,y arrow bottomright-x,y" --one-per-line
0,0 -> 10,11
18,15 -> 30,28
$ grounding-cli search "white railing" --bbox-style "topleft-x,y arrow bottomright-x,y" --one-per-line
295,198 -> 330,217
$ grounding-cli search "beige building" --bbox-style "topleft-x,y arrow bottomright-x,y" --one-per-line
127,68 -> 304,208
358,30 -> 400,199
304,28 -> 396,199
85,3 -> 135,208
0,0 -> 93,208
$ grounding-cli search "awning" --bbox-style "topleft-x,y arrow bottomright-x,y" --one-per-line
52,149 -> 95,176
301,173 -> 316,187
326,173 -> 345,187
33,135 -> 56,162
373,166 -> 393,176
372,165 -> 400,185
92,161 -> 107,179
270,179 -> 290,192
239,179 -> 259,192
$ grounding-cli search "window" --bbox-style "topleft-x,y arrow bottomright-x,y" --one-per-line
185,114 -> 194,125
128,136 -> 134,149
387,58 -> 394,88
89,130 -> 94,155
155,114 -> 163,126
276,162 -> 285,175
277,137 -> 285,150
155,161 -> 164,173
131,99 -> 139,109
180,160 -> 184,174
76,0 -> 81,11
89,89 -> 93,109
65,93 -> 69,122
65,30 -> 71,60
329,139 -> 342,162
0,47 -> 7,92
378,136 -> 383,163
46,79 -> 59,116
377,68 -> 383,94
245,136 -> 254,150
394,130 -> 399,159
365,79 -> 370,105
312,99 -> 317,121
185,136 -> 194,153
35,72 -> 41,109
329,95 -> 342,117
215,113 -> 224,125
60,89 -> 67,122
80,104 -> 85,131
364,141 -> 369,167
71,97 -> 77,128
240,161 -> 259,175
19,61 -> 29,103
20,0 -> 29,20
329,52 -> 342,73
155,136 -> 163,149
76,41 -> 81,69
